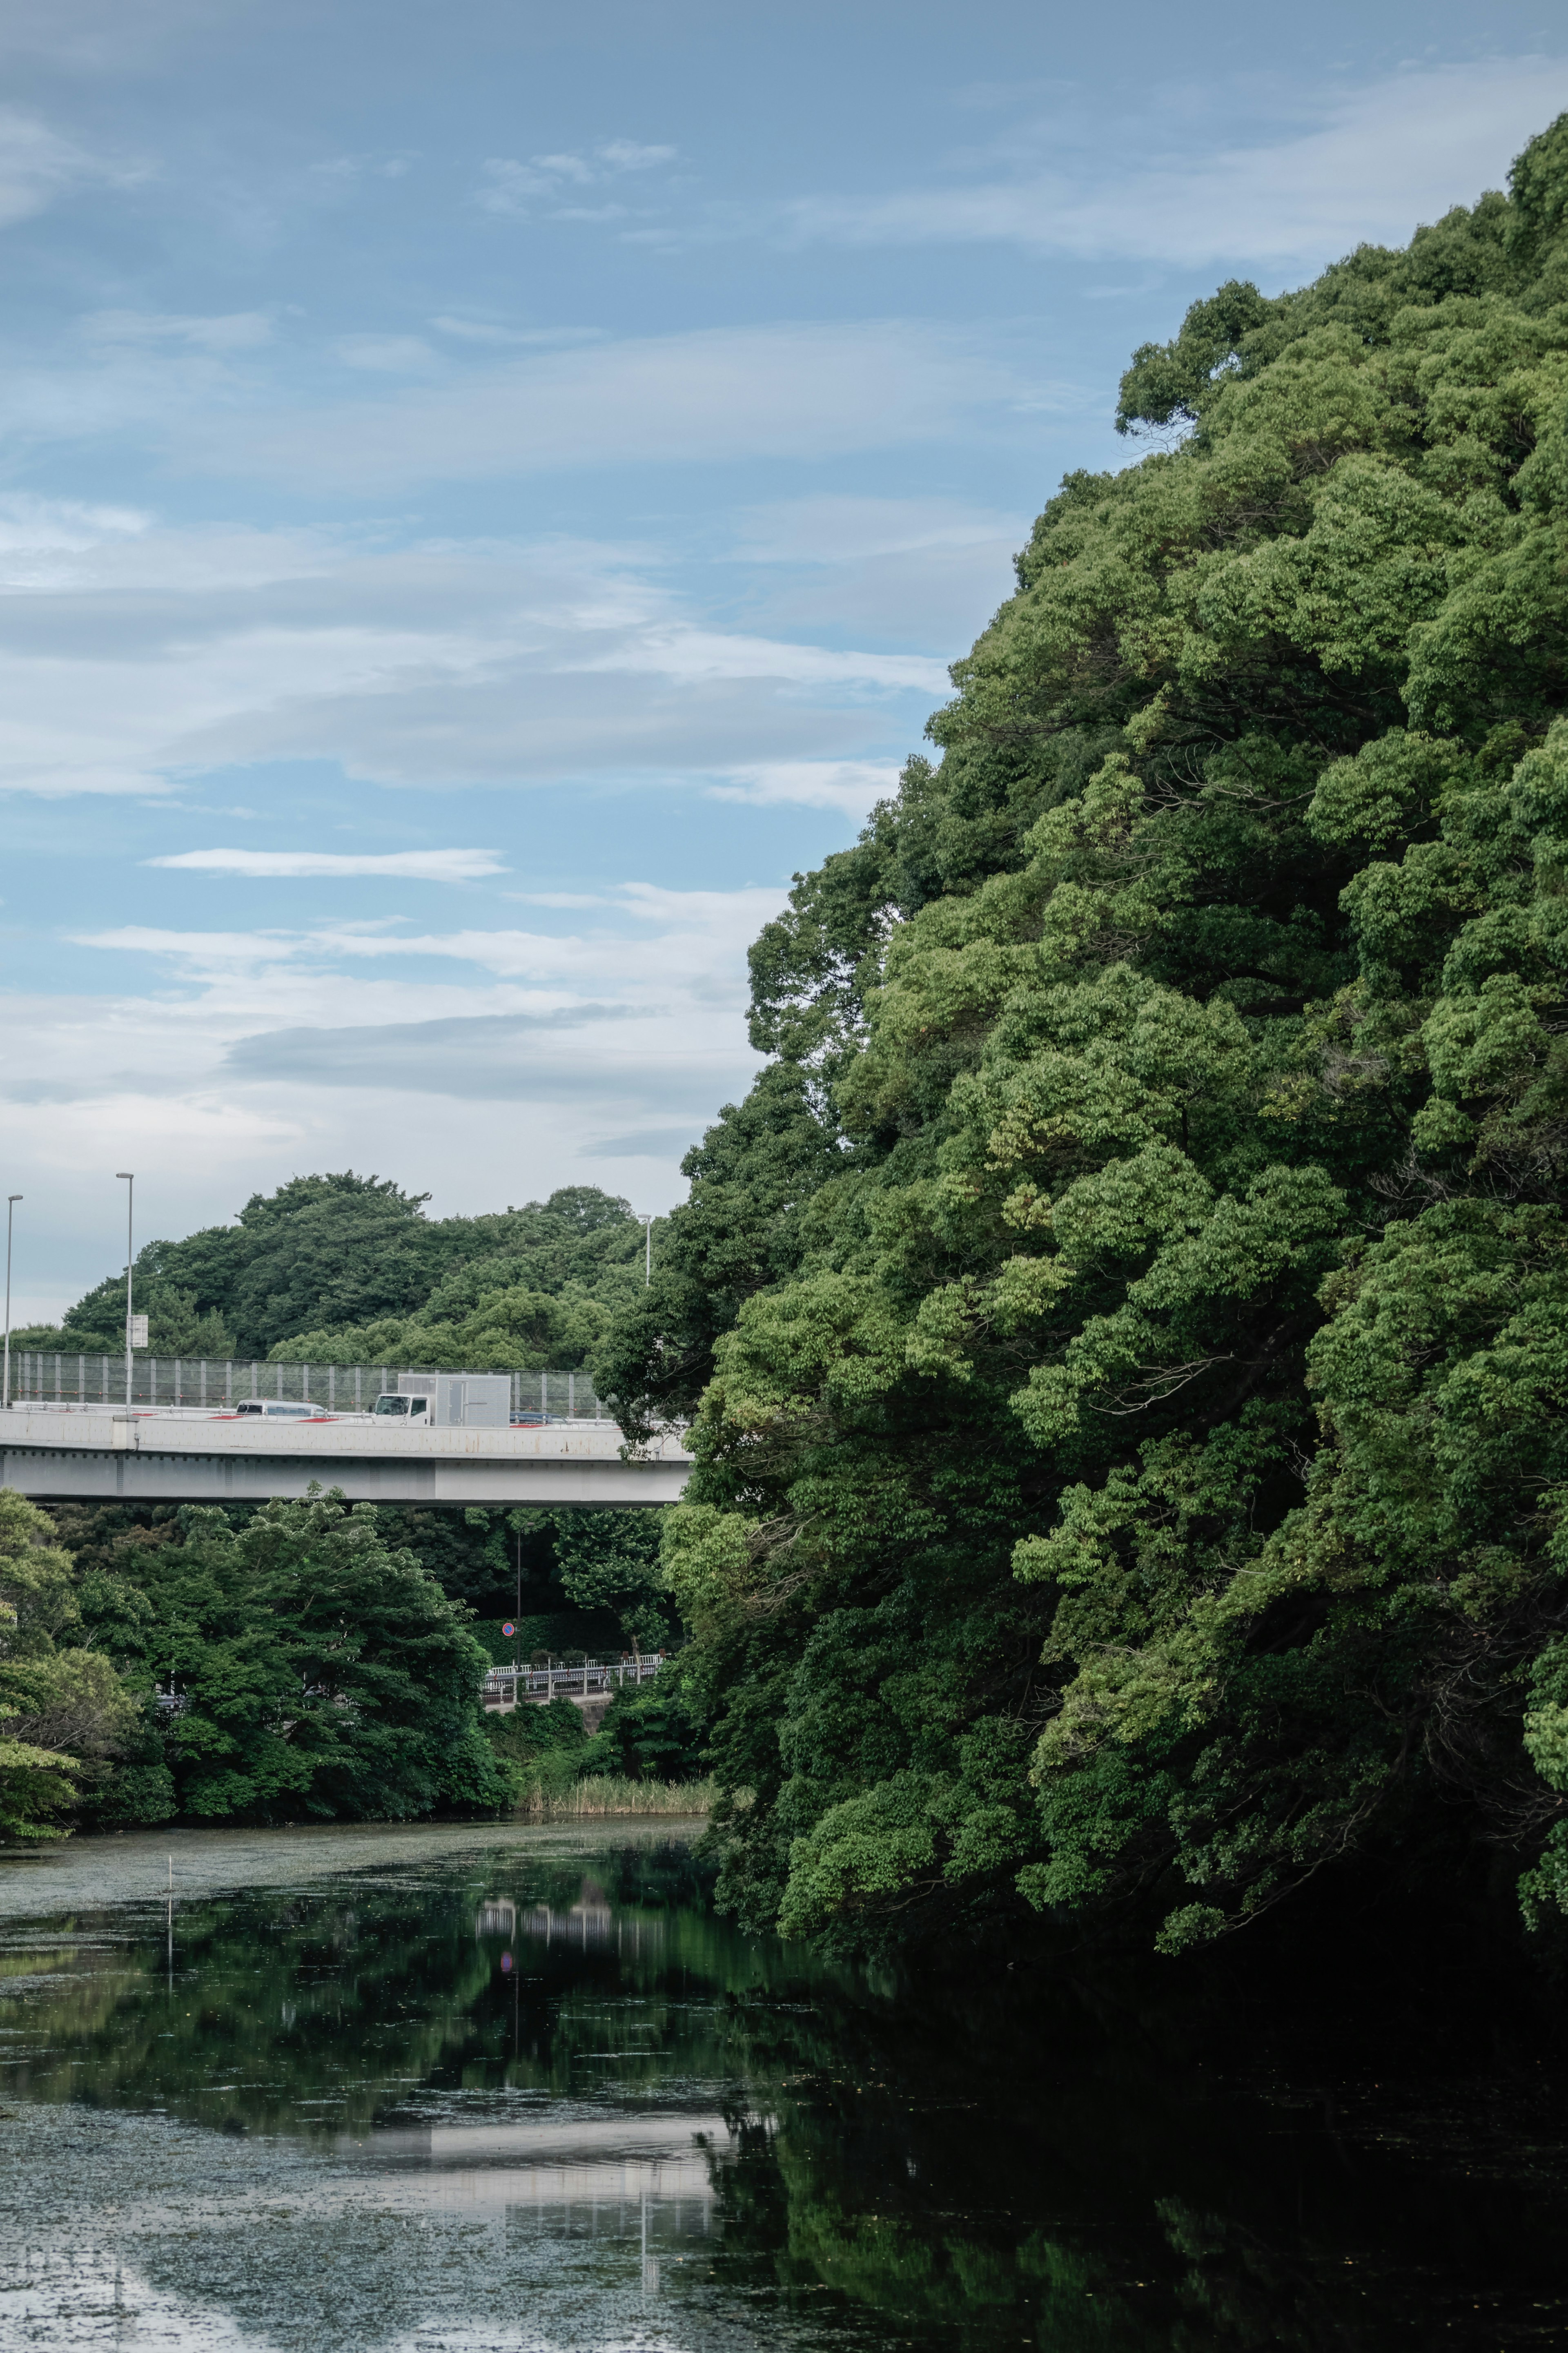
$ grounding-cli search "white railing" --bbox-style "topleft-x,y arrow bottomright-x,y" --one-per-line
5,1353 -> 609,1419
481,1655 -> 666,1706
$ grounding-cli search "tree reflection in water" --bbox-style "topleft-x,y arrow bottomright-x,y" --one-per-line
0,1829 -> 1564,2351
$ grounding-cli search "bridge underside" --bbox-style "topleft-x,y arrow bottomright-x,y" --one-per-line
0,1444 -> 685,1508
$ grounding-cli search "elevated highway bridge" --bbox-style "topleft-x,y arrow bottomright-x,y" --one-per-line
0,1407 -> 691,1508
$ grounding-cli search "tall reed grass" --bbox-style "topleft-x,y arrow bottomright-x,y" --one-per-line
514,1772 -> 716,1821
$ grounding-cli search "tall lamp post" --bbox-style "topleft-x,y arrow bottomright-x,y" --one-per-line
117,1172 -> 135,1411
2,1193 -> 20,1412
641,1213 -> 653,1287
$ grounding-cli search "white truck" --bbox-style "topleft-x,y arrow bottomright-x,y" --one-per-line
371,1373 -> 511,1428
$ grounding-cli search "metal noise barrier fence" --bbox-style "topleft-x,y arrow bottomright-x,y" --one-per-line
7,1354 -> 612,1418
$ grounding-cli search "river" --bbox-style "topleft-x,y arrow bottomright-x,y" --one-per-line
0,1821 -> 1564,2349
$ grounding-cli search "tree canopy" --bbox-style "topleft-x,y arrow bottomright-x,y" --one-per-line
20,1180 -> 656,1368
594,113 -> 1568,1959
40,1490 -> 514,1823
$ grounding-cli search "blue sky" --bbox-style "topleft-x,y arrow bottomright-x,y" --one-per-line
1,0 -> 1564,1320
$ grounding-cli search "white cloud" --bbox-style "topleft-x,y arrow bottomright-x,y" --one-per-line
478,139 -> 678,215
778,57 -> 1568,270
577,626 -> 948,694
333,333 -> 441,373
0,2 -> 222,71
311,152 -> 413,181
180,320 -> 1010,489
2,878 -> 776,1289
597,141 -> 678,172
71,883 -> 784,988
82,309 -> 274,351
708,761 -> 900,819
0,493 -> 149,575
0,517 -> 941,798
0,106 -> 149,228
508,891 -> 614,909
728,493 -> 1027,652
146,848 -> 508,881
733,494 -> 1025,565
430,317 -> 605,348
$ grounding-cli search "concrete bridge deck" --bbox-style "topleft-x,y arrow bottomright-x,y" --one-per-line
0,1407 -> 691,1506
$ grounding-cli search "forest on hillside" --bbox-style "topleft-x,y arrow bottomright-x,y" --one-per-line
16,1178 -> 660,1369
593,113 -> 1568,1965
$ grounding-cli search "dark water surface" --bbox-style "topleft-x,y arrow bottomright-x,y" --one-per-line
0,1823 -> 1564,2351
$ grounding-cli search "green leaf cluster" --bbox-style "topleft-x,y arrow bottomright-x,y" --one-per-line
598,114 -> 1568,1956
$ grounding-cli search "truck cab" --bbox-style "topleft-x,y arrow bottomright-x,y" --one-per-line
371,1374 -> 511,1428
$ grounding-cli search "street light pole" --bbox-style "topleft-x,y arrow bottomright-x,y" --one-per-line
117,1173 -> 134,1411
2,1194 -> 20,1412
642,1213 -> 652,1287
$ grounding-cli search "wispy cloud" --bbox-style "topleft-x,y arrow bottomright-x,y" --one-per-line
710,767 -> 902,823
775,58 -> 1568,270
430,317 -> 606,348
311,152 -> 413,181
0,106 -> 149,228
707,760 -> 900,819
478,139 -> 678,216
82,309 -> 274,351
332,332 -> 441,374
177,319 -> 1006,490
33,884 -> 775,1198
728,493 -> 1027,652
0,510 -> 948,800
146,848 -> 508,881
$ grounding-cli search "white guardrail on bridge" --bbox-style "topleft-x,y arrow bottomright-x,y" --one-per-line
6,1352 -> 610,1418
481,1655 -> 666,1709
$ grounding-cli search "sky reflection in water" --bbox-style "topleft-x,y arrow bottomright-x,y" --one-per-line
0,1822 -> 1564,2351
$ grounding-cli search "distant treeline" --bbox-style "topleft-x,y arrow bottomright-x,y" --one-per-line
16,1176 -> 664,1369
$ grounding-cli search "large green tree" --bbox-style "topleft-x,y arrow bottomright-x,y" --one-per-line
597,115 -> 1568,1958
66,1490 -> 513,1822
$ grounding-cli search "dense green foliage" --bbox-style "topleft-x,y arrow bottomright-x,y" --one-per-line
383,1501 -> 674,1658
595,116 -> 1568,1958
12,1491 -> 516,1826
0,1491 -> 138,1838
7,1491 -> 690,1831
579,1657 -> 710,1780
18,1176 -> 659,1368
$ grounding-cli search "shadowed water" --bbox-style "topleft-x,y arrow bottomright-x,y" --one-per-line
0,1822 -> 1564,2350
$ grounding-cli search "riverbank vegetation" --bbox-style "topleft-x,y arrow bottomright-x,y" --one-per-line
592,113 -> 1568,1965
515,1774 -> 717,1820
0,1487 -> 701,1837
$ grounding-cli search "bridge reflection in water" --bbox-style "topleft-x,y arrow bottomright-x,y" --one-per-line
340,2111 -> 740,2292
477,1878 -> 664,1957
